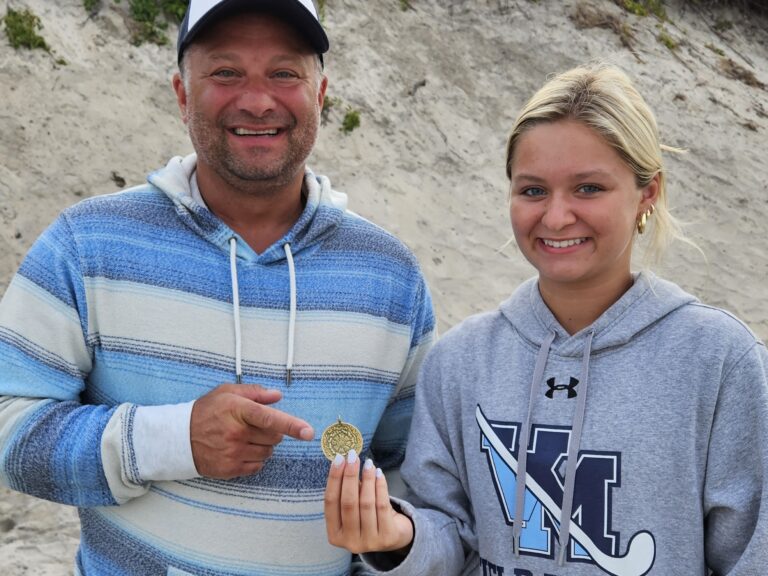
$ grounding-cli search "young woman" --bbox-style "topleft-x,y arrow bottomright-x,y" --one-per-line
324,64 -> 768,575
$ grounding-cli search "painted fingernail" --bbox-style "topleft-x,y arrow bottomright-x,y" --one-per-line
376,468 -> 383,478
364,458 -> 374,471
333,453 -> 344,468
347,449 -> 358,464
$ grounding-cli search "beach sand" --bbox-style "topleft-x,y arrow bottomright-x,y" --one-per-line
0,0 -> 766,572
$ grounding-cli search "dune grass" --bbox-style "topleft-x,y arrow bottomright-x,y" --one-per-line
690,0 -> 768,14
2,8 -> 50,51
128,0 -> 188,45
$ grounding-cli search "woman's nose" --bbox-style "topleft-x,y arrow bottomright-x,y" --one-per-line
541,195 -> 577,231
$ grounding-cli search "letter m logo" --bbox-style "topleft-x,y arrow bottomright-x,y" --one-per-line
476,405 -> 655,576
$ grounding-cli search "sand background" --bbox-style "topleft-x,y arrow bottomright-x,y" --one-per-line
0,0 -> 766,573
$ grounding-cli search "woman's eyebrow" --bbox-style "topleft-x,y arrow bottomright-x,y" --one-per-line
511,174 -> 547,183
572,169 -> 613,179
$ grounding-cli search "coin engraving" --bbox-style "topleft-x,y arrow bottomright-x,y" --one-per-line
321,417 -> 363,461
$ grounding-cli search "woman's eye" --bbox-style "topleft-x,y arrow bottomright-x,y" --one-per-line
578,184 -> 602,194
522,187 -> 546,197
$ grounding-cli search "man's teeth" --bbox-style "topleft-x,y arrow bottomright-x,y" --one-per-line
542,238 -> 586,248
233,128 -> 278,136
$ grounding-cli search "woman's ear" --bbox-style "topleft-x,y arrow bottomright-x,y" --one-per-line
639,172 -> 660,213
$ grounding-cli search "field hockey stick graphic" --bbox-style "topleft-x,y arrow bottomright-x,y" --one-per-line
477,406 -> 655,576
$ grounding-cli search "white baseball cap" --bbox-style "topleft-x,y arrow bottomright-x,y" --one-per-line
177,0 -> 329,63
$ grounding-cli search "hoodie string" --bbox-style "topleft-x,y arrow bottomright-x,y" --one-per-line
513,329 -> 595,563
228,237 -> 298,387
557,329 -> 594,565
513,329 -> 556,557
229,237 -> 243,384
284,243 -> 296,386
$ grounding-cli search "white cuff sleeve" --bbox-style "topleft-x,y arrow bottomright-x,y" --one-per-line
131,401 -> 199,482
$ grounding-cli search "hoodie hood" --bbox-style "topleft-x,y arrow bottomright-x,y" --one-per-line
146,154 -> 348,264
499,272 -> 698,357
145,154 -> 349,386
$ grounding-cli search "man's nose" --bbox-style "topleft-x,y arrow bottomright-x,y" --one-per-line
235,80 -> 276,117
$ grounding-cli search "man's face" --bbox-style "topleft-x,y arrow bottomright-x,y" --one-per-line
174,12 -> 327,192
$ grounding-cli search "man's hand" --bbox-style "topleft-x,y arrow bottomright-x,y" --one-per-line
325,450 -> 414,555
190,383 -> 314,478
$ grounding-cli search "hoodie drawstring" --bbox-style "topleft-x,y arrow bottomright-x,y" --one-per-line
513,329 -> 595,565
228,237 -> 297,387
557,329 -> 594,565
229,238 -> 243,384
284,243 -> 297,386
513,329 -> 556,557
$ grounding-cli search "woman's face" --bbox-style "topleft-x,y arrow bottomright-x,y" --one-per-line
508,119 -> 658,294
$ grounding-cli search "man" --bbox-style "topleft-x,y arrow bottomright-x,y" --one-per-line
0,1 -> 434,574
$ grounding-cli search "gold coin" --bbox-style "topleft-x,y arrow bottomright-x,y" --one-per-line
321,417 -> 363,461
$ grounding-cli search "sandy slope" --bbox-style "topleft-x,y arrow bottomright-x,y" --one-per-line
0,0 -> 766,573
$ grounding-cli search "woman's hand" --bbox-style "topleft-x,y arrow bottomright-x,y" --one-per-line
324,449 -> 414,555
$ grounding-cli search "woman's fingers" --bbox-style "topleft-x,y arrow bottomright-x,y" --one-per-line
324,452 -> 346,541
374,466 -> 391,534
359,458 -> 378,544
375,470 -> 415,552
373,467 -> 397,546
324,452 -> 413,554
339,449 -> 362,540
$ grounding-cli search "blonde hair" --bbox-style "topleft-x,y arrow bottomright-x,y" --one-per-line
505,63 -> 688,264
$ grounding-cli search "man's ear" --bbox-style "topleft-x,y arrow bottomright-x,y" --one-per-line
317,75 -> 328,109
172,73 -> 189,124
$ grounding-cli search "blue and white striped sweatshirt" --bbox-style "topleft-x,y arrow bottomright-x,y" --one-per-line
0,154 -> 435,576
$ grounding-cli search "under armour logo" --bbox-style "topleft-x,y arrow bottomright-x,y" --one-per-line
545,377 -> 578,399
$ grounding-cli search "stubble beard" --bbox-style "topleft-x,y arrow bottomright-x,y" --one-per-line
187,107 -> 320,195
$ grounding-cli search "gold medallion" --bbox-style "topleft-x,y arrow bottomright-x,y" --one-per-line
321,416 -> 363,461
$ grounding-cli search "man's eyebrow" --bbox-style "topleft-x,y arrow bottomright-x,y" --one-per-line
203,51 -> 309,63
271,53 -> 310,62
203,51 -> 242,63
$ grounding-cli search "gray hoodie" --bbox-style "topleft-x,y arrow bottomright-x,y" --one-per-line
364,272 -> 768,575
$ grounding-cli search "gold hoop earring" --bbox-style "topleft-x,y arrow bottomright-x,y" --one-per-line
637,213 -> 647,235
636,205 -> 655,235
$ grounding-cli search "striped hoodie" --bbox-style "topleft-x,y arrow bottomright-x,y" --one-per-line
0,154 -> 435,576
